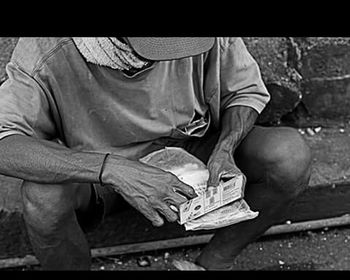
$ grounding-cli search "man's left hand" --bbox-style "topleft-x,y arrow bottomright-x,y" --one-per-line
207,145 -> 243,188
206,106 -> 258,188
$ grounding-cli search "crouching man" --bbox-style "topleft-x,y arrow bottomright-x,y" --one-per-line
0,37 -> 311,270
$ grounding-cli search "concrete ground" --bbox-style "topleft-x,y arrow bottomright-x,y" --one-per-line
6,224 -> 350,271
89,225 -> 350,270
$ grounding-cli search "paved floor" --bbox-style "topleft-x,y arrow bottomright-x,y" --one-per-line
87,225 -> 350,271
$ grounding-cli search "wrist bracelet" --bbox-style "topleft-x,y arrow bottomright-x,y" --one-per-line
99,153 -> 111,186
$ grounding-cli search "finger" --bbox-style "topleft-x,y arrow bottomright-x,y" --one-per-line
207,160 -> 221,187
207,171 -> 220,188
170,205 -> 179,212
171,177 -> 197,199
164,192 -> 188,208
137,203 -> 164,227
155,203 -> 179,223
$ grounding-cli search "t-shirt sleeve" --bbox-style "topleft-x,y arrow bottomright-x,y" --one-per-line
0,62 -> 57,140
219,37 -> 271,114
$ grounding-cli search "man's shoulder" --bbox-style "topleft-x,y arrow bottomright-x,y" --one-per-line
10,37 -> 74,75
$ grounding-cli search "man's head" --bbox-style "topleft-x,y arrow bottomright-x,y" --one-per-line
125,37 -> 215,61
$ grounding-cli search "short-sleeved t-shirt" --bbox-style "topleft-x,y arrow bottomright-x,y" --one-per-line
0,37 -> 270,160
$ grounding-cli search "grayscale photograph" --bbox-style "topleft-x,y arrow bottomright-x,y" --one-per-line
0,37 -> 348,271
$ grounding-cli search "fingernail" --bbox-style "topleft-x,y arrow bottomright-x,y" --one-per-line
170,205 -> 178,212
155,220 -> 163,227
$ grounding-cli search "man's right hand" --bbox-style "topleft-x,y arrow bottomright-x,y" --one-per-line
100,154 -> 197,227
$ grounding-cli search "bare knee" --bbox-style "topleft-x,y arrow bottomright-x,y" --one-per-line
21,181 -> 79,233
261,127 -> 312,198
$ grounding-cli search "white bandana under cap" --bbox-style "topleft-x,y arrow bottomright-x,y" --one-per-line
72,37 -> 150,71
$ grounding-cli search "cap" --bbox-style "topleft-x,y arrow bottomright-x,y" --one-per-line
126,37 -> 215,61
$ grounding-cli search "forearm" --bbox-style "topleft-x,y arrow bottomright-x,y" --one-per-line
0,134 -> 107,184
216,105 -> 258,153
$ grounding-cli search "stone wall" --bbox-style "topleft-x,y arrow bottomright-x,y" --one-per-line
243,37 -> 350,126
0,37 -> 17,83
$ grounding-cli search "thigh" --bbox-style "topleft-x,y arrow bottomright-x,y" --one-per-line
21,180 -> 96,233
234,125 -> 306,184
184,125 -> 296,184
21,180 -> 87,211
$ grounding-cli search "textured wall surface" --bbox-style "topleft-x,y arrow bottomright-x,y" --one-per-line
297,37 -> 350,120
245,37 -> 350,125
0,37 -> 17,83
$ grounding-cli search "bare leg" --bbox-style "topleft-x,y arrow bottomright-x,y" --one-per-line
21,181 -> 94,270
195,126 -> 312,270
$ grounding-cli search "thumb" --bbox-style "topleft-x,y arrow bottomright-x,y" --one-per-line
207,170 -> 220,188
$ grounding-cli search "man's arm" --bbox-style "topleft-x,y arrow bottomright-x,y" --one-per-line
0,134 -> 196,226
207,106 -> 258,187
215,105 -> 258,154
0,134 -> 106,184
206,37 -> 269,187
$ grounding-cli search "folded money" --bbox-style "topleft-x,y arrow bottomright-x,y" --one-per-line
140,147 -> 258,231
